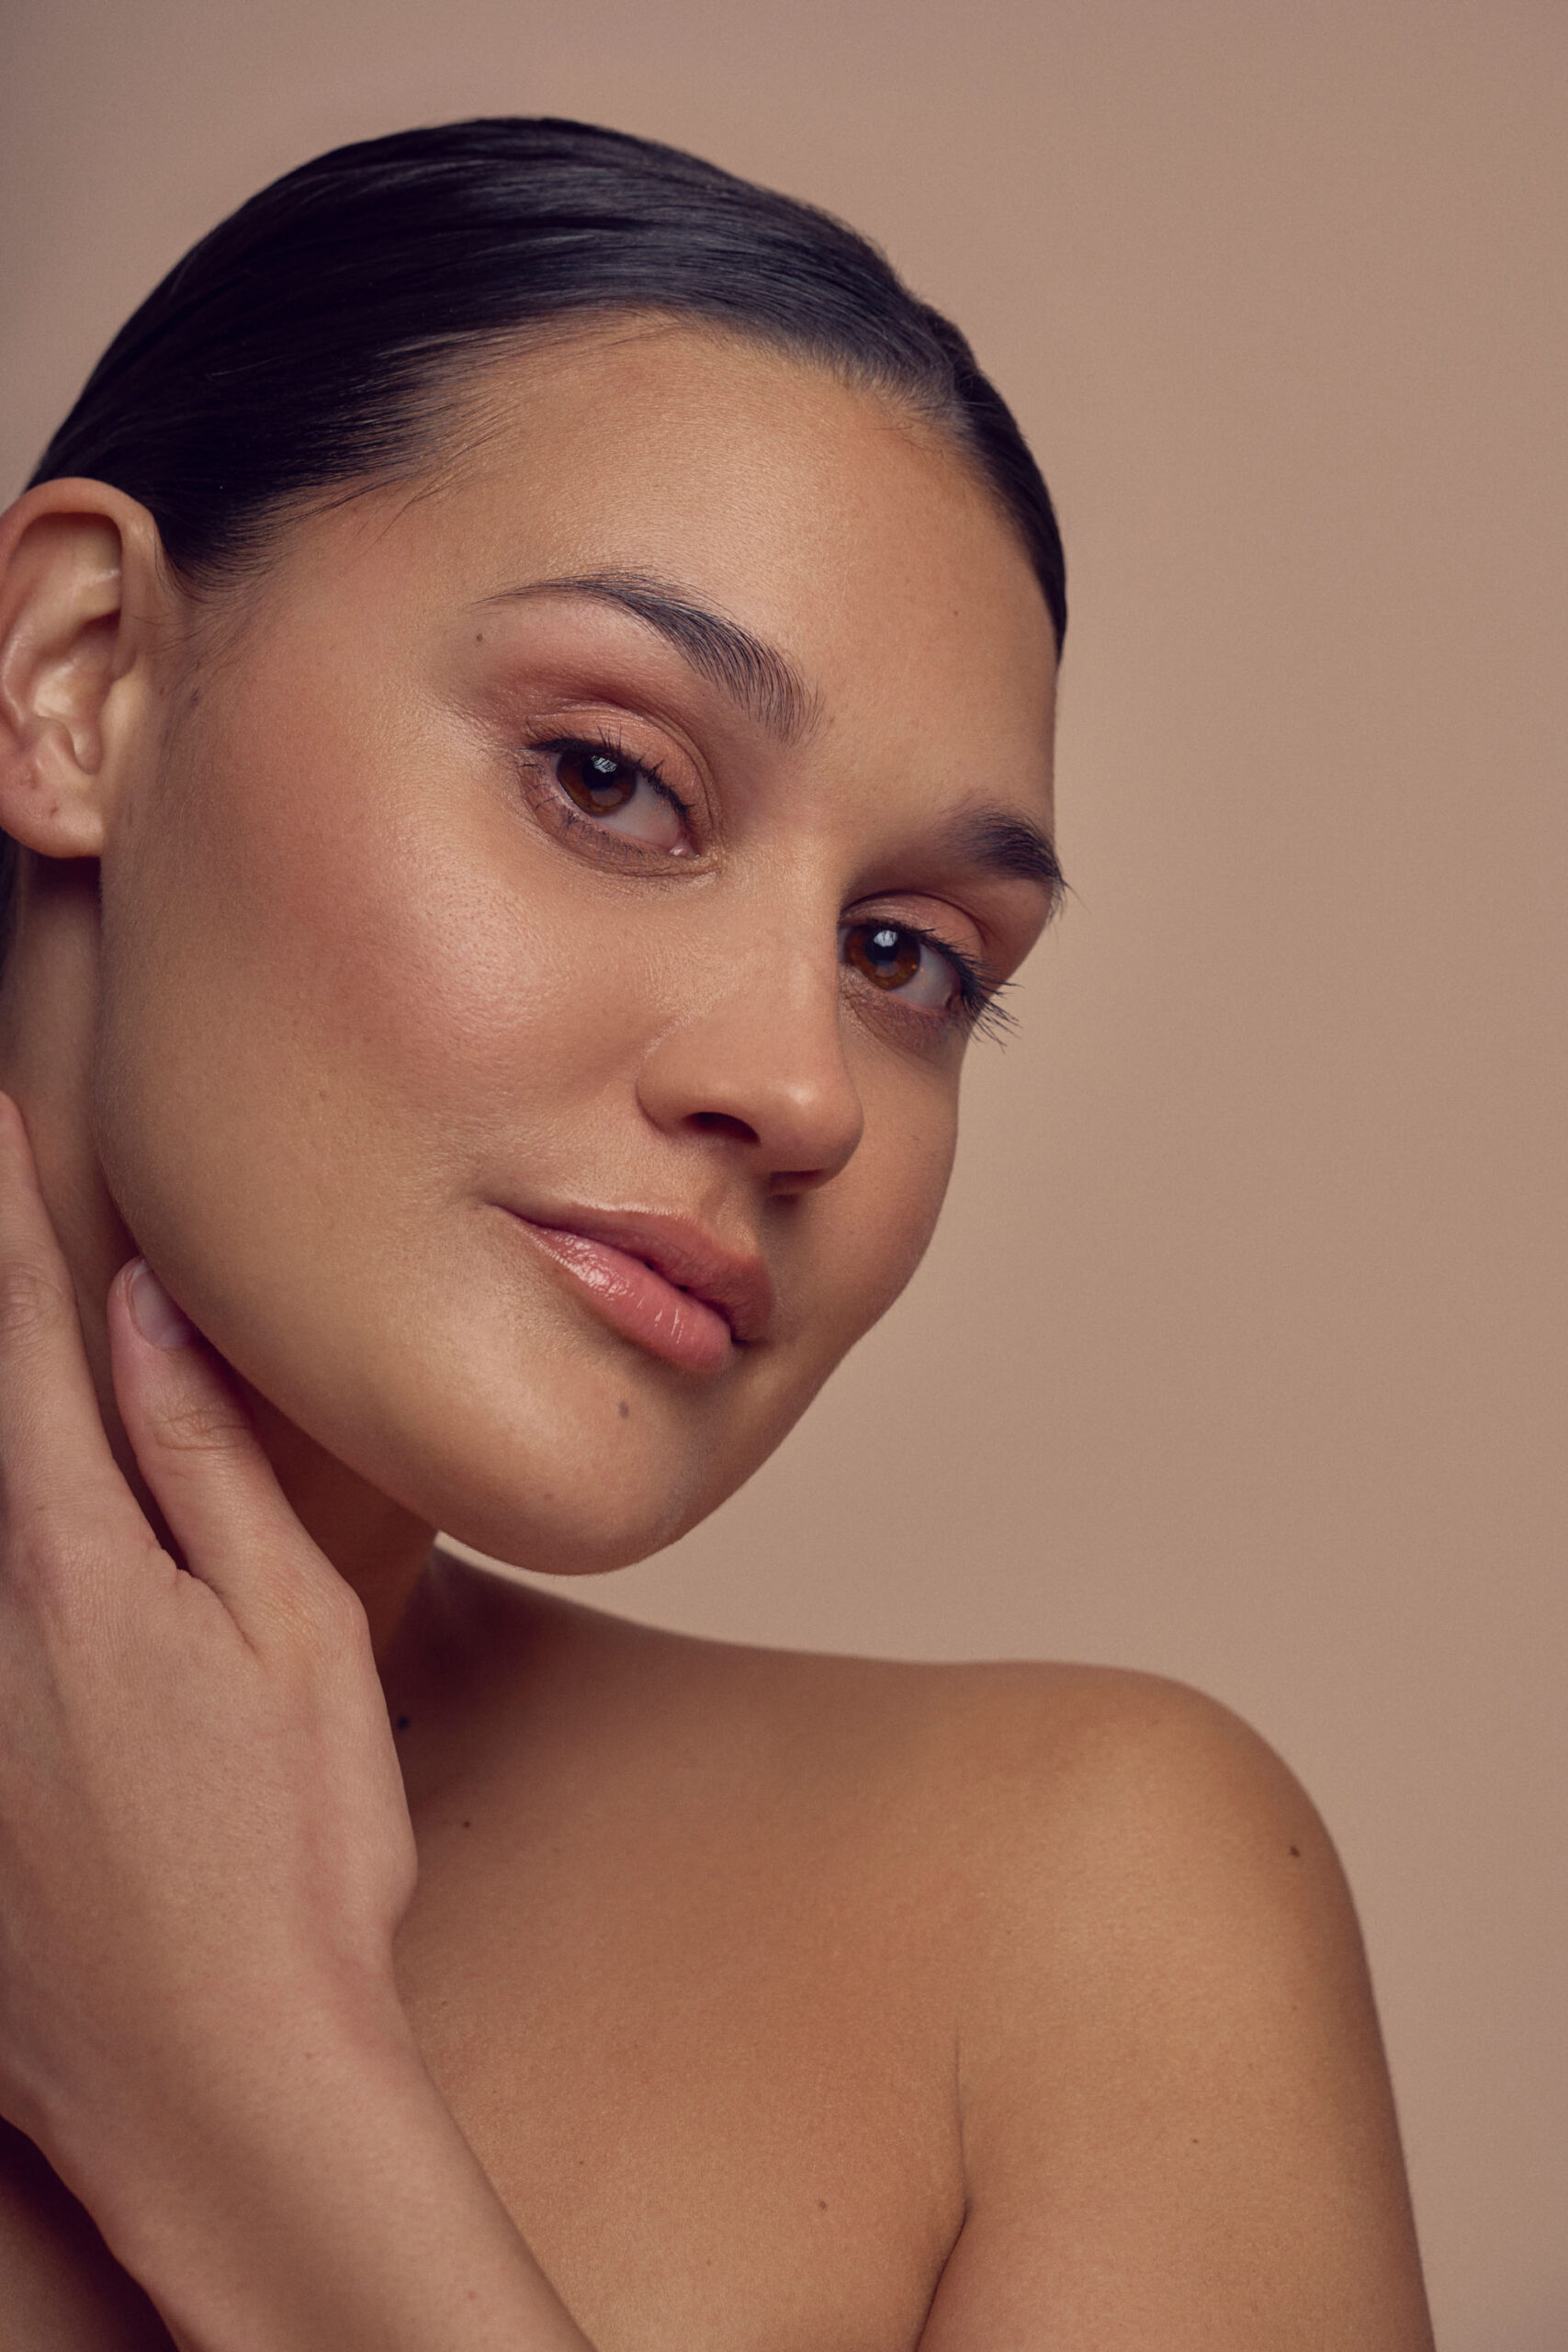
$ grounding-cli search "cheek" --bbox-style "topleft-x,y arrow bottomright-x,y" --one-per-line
671,1091 -> 956,1532
849,1092 -> 956,1318
795,1071 -> 958,1364
101,677 -> 618,1163
91,674 -> 646,1393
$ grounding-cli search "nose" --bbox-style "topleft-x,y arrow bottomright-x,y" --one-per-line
635,944 -> 864,1192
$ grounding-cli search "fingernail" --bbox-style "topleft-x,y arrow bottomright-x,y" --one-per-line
128,1259 -> 196,1349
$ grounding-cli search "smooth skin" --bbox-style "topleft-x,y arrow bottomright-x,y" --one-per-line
0,321 -> 1433,2347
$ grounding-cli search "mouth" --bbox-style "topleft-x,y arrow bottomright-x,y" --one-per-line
502,1205 -> 773,1375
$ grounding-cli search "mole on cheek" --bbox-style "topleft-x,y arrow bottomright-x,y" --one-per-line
616,1400 -> 630,1419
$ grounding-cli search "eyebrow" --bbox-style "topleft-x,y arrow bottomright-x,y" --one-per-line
488,567 -> 1064,910
942,808 -> 1066,914
487,568 -> 819,745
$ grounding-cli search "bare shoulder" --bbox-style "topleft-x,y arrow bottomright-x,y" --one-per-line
867,1658 -> 1434,2350
897,1656 -> 1352,1939
756,1648 -> 1377,2022
423,1571 -> 1432,2345
441,1561 -> 1371,1996
434,1557 -> 1334,1898
890,1658 -> 1389,2119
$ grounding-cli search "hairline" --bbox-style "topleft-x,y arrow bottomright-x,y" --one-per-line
156,309 -> 1059,656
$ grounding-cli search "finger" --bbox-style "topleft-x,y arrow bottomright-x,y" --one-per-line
0,1091 -> 127,1519
107,1258 -> 340,1623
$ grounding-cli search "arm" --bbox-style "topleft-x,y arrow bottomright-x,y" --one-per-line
0,1097 -> 594,2350
919,1677 -> 1433,2350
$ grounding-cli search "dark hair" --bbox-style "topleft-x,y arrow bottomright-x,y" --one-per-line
29,117 -> 1065,639
14,119 -> 1065,935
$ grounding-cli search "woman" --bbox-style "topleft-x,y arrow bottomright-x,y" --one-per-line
0,119 -> 1430,2347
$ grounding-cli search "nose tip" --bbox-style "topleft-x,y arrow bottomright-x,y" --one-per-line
636,1005 -> 864,1188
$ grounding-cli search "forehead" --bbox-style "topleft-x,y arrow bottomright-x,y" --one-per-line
287,322 -> 1056,793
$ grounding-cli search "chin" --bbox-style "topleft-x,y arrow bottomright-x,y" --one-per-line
155,1213 -> 836,1581
337,1345 -> 777,1579
351,1258 -> 850,1575
435,1468 -> 705,1579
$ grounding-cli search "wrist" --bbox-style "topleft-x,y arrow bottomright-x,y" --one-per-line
42,1961 -> 417,2221
73,2022 -> 589,2352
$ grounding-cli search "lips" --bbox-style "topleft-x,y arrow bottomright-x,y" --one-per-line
503,1205 -> 773,1374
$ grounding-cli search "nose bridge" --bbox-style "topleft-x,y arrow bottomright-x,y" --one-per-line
634,880 -> 863,1182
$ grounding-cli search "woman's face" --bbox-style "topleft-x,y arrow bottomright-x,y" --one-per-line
95,322 -> 1058,1569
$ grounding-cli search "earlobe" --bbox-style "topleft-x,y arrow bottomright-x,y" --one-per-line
0,481 -> 164,862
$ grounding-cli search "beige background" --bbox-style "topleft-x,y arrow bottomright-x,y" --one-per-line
5,1 -> 1563,2340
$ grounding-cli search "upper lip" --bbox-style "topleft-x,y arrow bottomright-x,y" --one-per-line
507,1204 -> 774,1346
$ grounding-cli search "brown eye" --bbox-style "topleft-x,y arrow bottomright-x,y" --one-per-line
557,745 -> 640,814
537,739 -> 693,854
841,920 -> 969,1015
845,922 -> 924,991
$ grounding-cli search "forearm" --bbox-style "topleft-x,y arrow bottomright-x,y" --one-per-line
73,2017 -> 593,2352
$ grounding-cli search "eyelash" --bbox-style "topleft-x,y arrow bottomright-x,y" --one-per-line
524,729 -> 1015,1045
917,936 -> 1016,1045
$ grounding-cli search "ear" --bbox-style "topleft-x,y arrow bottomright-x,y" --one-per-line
0,480 -> 171,861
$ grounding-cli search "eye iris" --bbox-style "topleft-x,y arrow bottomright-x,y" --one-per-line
558,747 -> 637,814
849,922 -> 922,990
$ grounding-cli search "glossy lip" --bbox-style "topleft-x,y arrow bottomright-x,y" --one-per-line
502,1203 -> 773,1372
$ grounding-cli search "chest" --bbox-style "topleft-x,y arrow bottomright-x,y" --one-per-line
0,1896 -> 956,2352
393,1791 -> 964,2352
1,1721 -> 966,2351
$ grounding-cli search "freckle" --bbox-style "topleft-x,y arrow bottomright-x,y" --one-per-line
818,2198 -> 829,2211
462,1819 -> 472,1829
616,1399 -> 630,1419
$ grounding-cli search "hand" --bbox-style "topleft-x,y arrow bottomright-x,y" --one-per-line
0,1098 -> 592,2348
0,1091 -> 416,2243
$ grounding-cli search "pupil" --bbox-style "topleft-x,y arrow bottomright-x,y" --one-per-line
560,747 -> 637,813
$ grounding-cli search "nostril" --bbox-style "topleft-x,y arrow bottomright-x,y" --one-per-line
689,1111 -> 760,1144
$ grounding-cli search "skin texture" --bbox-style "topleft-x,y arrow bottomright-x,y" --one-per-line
0,322 -> 1433,2346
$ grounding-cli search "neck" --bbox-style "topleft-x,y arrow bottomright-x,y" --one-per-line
0,860 -> 435,1657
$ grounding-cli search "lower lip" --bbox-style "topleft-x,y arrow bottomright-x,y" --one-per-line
511,1218 -> 735,1374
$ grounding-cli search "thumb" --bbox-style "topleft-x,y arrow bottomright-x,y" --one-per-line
107,1258 -> 335,1623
